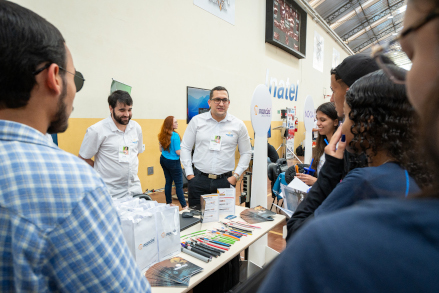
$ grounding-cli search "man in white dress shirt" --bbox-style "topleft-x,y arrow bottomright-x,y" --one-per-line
181,86 -> 252,209
79,90 -> 144,198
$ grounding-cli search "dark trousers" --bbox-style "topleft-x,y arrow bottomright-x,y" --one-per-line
188,168 -> 234,208
160,155 -> 187,207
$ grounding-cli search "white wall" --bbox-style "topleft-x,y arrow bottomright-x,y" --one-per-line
13,0 -> 350,122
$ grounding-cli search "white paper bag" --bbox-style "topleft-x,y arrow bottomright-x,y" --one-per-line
121,212 -> 158,270
155,206 -> 180,261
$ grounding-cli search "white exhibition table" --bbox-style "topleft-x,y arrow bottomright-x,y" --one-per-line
146,205 -> 285,293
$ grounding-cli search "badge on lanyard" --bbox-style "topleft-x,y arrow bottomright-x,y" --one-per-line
119,145 -> 130,162
209,135 -> 222,151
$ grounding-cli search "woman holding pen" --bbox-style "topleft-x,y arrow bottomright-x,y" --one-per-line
296,102 -> 339,186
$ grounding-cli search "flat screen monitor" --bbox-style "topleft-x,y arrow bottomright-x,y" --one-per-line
187,86 -> 211,124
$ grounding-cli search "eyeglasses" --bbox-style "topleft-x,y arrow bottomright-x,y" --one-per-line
211,98 -> 229,105
33,63 -> 85,92
372,10 -> 439,84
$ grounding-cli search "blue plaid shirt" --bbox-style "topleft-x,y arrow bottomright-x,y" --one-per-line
0,120 -> 150,292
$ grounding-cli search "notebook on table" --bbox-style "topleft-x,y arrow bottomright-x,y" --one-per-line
179,214 -> 201,231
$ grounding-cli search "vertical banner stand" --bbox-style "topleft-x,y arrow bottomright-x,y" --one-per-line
248,85 -> 273,271
303,96 -> 315,164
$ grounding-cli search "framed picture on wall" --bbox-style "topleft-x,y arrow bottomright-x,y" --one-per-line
265,0 -> 307,59
187,86 -> 211,124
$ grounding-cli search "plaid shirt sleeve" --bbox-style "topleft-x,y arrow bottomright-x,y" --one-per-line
7,185 -> 151,292
48,186 -> 150,292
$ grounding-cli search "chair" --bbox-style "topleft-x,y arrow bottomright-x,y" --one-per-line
267,159 -> 289,212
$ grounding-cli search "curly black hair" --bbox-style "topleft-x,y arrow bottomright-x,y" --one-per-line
345,68 -> 432,188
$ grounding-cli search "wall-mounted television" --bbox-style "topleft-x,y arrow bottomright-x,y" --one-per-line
187,86 -> 211,124
265,0 -> 307,59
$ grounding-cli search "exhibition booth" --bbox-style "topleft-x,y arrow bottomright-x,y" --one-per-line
10,0 -> 353,291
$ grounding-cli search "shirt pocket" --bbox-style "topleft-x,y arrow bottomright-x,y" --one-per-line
221,130 -> 238,149
130,134 -> 139,150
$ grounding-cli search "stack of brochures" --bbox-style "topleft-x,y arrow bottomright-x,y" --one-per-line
144,256 -> 203,287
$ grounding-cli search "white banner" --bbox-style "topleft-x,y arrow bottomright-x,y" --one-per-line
303,96 -> 315,164
313,31 -> 324,72
194,0 -> 235,25
332,48 -> 340,69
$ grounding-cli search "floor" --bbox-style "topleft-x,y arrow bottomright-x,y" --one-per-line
148,156 -> 303,255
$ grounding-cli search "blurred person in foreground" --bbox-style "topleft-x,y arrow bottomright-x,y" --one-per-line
258,0 -> 439,291
0,1 -> 150,292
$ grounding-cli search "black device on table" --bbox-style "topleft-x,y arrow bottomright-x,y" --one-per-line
180,213 -> 201,231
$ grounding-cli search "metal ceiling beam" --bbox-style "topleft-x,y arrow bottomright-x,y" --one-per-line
330,0 -> 380,30
353,20 -> 403,52
357,1 -> 380,51
309,0 -> 326,9
341,0 -> 405,40
346,12 -> 391,42
294,0 -> 354,55
325,0 -> 362,25
358,25 -> 404,53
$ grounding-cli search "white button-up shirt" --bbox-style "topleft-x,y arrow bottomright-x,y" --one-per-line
181,111 -> 251,177
79,116 -> 144,198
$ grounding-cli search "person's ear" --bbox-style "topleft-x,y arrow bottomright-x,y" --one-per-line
45,64 -> 62,95
109,105 -> 113,114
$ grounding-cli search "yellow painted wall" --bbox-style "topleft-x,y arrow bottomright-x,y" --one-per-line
58,118 -> 299,191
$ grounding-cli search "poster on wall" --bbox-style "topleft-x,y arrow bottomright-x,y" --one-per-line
194,0 -> 235,25
187,87 -> 211,124
313,31 -> 324,73
332,48 -> 340,69
265,0 -> 307,59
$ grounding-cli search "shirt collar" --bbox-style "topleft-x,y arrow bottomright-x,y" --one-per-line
207,110 -> 232,123
0,120 -> 55,148
106,115 -> 133,132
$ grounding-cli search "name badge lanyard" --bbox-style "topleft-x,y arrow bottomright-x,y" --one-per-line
119,132 -> 131,163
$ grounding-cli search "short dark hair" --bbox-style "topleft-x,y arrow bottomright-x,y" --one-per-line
210,86 -> 229,100
108,90 -> 133,108
330,68 -> 342,81
0,1 -> 66,109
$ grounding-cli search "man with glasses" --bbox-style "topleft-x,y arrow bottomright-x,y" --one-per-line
0,2 -> 149,292
181,86 -> 252,209
79,90 -> 144,198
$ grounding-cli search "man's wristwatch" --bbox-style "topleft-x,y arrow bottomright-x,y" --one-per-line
233,173 -> 240,181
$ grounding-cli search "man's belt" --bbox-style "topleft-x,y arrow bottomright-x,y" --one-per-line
198,170 -> 232,179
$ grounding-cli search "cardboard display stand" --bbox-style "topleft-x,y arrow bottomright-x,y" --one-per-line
249,84 -> 273,269
303,96 -> 315,164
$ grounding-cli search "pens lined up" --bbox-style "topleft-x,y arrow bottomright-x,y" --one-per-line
180,223 -> 258,262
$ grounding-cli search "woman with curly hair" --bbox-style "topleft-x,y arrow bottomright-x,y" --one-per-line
158,116 -> 188,209
314,67 -> 431,216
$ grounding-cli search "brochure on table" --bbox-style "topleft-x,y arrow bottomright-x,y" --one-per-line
217,187 -> 235,215
200,194 -> 219,223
